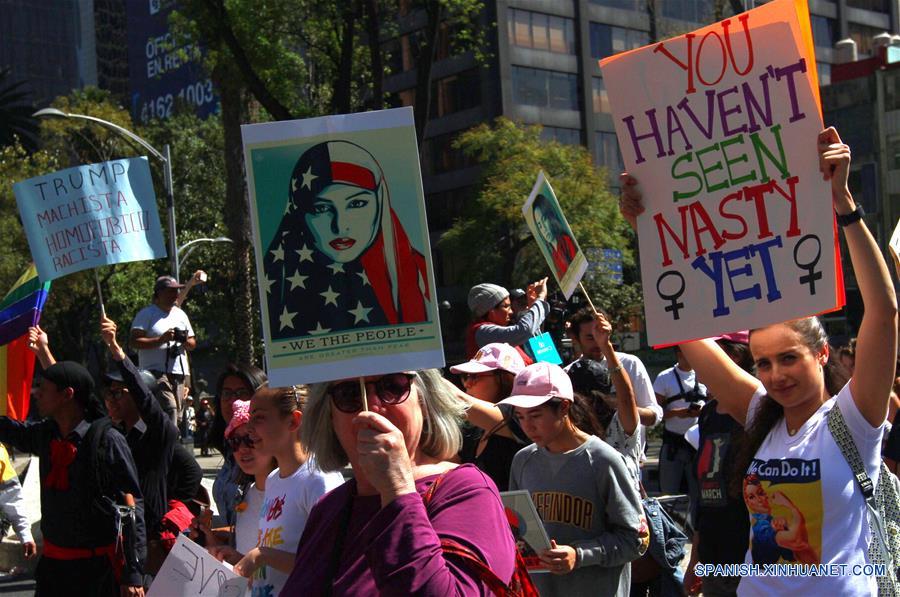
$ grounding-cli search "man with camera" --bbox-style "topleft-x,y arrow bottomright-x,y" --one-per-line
130,275 -> 197,428
653,345 -> 707,497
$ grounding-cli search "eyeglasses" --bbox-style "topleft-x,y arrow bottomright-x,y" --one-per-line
105,388 -> 129,401
221,388 -> 252,400
329,373 -> 416,414
460,371 -> 498,384
227,434 -> 255,451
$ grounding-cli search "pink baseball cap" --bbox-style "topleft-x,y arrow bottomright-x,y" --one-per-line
450,343 -> 526,376
224,400 -> 251,439
497,362 -> 574,409
710,331 -> 750,345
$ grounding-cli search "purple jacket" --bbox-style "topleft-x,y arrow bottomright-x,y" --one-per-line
281,464 -> 516,596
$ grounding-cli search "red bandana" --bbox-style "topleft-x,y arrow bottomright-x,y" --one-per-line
46,439 -> 77,491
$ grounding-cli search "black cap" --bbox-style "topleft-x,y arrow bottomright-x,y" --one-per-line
42,361 -> 94,405
509,288 -> 527,300
567,359 -> 612,395
154,275 -> 184,293
103,366 -> 158,395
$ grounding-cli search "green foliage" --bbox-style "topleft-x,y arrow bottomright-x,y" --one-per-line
439,118 -> 641,322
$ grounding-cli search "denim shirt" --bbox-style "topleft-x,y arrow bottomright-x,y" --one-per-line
212,450 -> 240,527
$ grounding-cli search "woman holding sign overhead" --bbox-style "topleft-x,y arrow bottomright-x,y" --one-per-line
263,141 -> 431,339
281,369 -> 519,595
620,128 -> 898,596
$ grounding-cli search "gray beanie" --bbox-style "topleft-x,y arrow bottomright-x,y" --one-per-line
468,283 -> 509,317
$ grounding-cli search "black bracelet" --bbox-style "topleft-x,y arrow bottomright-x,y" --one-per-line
836,204 -> 865,227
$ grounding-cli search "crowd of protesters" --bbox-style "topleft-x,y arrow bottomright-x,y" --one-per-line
0,126 -> 897,597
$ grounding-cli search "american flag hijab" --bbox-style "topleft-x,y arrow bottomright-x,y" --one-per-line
263,140 -> 430,340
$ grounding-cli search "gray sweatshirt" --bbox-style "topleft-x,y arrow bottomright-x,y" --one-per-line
474,300 -> 548,349
509,435 -> 644,597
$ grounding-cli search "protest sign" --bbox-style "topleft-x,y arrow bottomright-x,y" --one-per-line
13,158 -> 166,282
890,218 -> 900,279
147,534 -> 245,597
242,107 -> 443,386
523,172 -> 588,300
500,490 -> 551,573
600,0 -> 842,346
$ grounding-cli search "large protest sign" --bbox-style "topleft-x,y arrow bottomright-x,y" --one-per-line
147,534 -> 246,597
522,172 -> 588,299
600,0 -> 842,346
242,107 -> 443,386
13,158 -> 166,281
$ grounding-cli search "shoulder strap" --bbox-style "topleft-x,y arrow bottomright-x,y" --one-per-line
673,369 -> 686,396
84,417 -> 113,493
827,405 -> 893,570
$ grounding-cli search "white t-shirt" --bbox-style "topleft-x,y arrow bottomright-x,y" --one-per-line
604,412 -> 642,494
252,460 -> 344,596
235,484 -> 265,556
567,352 -> 661,458
738,383 -> 884,596
131,304 -> 194,374
653,365 -> 707,435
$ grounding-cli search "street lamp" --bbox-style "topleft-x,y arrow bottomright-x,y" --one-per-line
176,236 -> 233,273
33,107 -> 179,279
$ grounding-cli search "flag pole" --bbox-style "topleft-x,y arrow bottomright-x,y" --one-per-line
93,270 -> 106,319
359,377 -> 368,412
578,282 -> 599,315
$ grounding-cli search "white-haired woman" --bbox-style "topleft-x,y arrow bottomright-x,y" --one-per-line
281,369 -> 518,595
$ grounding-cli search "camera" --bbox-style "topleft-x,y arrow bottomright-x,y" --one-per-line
172,328 -> 189,344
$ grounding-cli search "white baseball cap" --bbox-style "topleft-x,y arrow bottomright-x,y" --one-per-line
450,343 -> 526,376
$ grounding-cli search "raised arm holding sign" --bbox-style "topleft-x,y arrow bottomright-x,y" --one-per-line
600,0 -> 841,346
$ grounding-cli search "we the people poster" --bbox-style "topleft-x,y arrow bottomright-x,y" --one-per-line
600,0 -> 842,346
522,171 -> 588,300
13,158 -> 166,281
242,107 -> 444,386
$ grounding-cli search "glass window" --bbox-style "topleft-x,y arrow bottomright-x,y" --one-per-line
590,23 -> 648,60
662,0 -> 713,23
541,126 -> 582,145
592,77 -> 610,113
846,0 -> 890,11
508,8 -> 575,54
512,66 -> 579,110
589,0 -> 646,11
886,70 -> 900,111
816,62 -> 831,87
595,131 -> 624,174
888,136 -> 900,170
512,8 -> 531,47
531,12 -> 550,51
848,22 -> 888,56
431,69 -> 481,118
811,16 -> 836,50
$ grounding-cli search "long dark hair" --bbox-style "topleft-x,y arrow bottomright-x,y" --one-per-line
549,394 -> 603,437
210,363 -> 268,454
729,317 -> 849,499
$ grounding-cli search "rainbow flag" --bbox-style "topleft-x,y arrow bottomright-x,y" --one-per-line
0,265 -> 50,420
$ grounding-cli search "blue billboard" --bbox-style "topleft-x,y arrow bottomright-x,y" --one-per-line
126,0 -> 218,124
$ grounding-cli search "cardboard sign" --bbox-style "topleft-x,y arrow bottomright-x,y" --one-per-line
13,158 -> 166,281
600,0 -> 842,346
501,490 -> 552,573
522,172 -> 588,299
242,107 -> 444,386
528,332 -> 562,365
889,218 -> 900,278
147,534 -> 246,597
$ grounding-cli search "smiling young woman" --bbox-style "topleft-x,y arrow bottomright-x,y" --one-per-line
619,127 -> 898,595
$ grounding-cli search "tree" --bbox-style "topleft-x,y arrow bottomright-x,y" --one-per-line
439,118 -> 641,322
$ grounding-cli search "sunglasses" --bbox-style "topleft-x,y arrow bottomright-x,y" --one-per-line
221,388 -> 252,400
329,373 -> 416,413
227,434 -> 255,451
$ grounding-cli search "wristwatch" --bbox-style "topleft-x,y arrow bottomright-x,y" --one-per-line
835,204 -> 865,227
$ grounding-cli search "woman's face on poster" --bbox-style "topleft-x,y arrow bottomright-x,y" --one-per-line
305,183 -> 379,263
534,202 -> 555,245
